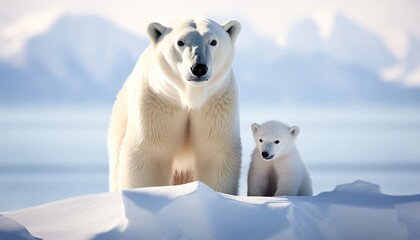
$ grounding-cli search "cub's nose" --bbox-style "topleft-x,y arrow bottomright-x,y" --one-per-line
191,63 -> 208,78
261,152 -> 269,158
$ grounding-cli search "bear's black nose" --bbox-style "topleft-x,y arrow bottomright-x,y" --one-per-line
261,152 -> 269,158
191,63 -> 208,78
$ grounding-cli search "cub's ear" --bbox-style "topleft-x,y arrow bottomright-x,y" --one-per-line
251,123 -> 260,134
289,126 -> 300,137
147,22 -> 167,44
223,20 -> 241,43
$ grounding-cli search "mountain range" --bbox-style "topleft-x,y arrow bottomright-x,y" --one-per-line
0,15 -> 147,105
0,14 -> 419,106
235,15 -> 420,106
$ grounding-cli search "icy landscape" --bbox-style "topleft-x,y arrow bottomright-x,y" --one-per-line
1,181 -> 420,240
1,1 -> 420,239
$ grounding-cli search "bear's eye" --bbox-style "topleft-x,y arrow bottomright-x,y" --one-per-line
259,139 -> 263,143
177,40 -> 185,47
210,40 -> 217,46
274,140 -> 280,144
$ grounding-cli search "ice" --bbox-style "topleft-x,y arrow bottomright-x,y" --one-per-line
1,181 -> 420,240
0,214 -> 40,240
333,180 -> 380,193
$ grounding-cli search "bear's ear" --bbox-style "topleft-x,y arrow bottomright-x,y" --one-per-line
251,123 -> 260,134
289,126 -> 300,137
223,20 -> 241,43
147,22 -> 167,44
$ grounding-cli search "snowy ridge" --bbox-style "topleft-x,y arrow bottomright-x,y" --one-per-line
2,181 -> 420,240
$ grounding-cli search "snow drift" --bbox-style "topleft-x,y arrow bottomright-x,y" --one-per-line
1,181 -> 420,240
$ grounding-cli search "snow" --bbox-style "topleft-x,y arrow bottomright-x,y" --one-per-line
1,181 -> 420,240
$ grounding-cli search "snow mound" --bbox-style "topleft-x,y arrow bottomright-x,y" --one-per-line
0,214 -> 40,240
333,180 -> 380,193
2,181 -> 420,240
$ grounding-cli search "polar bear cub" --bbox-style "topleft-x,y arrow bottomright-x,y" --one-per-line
247,121 -> 312,196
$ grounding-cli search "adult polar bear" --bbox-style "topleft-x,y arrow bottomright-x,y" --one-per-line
108,16 -> 242,194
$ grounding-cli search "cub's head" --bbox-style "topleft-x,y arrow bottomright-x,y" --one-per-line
146,16 -> 240,108
251,121 -> 300,161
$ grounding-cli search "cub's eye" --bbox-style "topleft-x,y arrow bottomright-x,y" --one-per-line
259,139 -> 263,142
177,40 -> 185,47
210,40 -> 217,46
274,140 -> 280,144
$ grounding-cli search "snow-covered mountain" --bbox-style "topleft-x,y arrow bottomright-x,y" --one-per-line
285,15 -> 397,71
236,15 -> 420,106
406,35 -> 420,72
0,14 -> 419,106
0,15 -> 148,105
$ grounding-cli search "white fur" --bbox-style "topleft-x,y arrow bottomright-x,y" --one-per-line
247,121 -> 313,196
108,16 -> 242,195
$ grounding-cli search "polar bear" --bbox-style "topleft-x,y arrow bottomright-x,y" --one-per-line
108,16 -> 242,195
247,121 -> 312,196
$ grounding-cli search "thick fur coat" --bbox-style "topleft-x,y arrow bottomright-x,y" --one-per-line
108,16 -> 242,194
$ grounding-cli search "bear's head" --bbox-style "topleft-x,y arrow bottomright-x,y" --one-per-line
251,121 -> 300,161
146,16 -> 241,109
